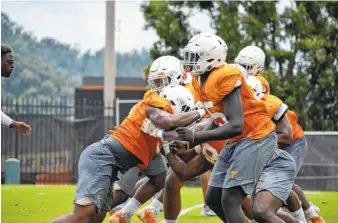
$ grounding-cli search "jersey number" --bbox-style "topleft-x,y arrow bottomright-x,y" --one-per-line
202,143 -> 219,165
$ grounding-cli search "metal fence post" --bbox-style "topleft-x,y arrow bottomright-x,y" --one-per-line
14,99 -> 19,158
115,97 -> 120,126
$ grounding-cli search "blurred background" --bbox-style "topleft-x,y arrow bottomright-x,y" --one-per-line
1,1 -> 337,190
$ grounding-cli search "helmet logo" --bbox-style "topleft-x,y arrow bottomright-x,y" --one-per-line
158,72 -> 165,77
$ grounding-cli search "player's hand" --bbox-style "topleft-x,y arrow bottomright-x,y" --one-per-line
176,127 -> 194,143
12,121 -> 32,136
170,140 -> 189,154
141,118 -> 163,139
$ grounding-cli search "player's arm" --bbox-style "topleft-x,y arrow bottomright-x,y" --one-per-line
162,117 -> 213,141
177,88 -> 243,145
146,106 -> 205,131
275,116 -> 293,148
273,103 -> 293,148
177,149 -> 199,163
165,152 -> 212,181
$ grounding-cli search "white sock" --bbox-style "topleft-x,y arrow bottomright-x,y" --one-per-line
163,220 -> 176,223
115,197 -> 130,210
304,206 -> 318,219
150,198 -> 163,211
291,208 -> 307,222
121,198 -> 141,214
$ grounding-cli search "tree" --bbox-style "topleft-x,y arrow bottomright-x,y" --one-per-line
1,12 -> 152,99
1,12 -> 151,79
141,1 -> 338,130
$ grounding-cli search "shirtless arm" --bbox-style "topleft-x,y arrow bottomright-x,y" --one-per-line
146,106 -> 204,130
162,117 -> 213,141
165,153 -> 212,181
275,115 -> 293,148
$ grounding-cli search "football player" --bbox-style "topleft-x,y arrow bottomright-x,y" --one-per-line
109,84 -> 206,223
247,76 -> 326,223
49,84 -> 205,223
139,64 -> 251,223
110,56 -> 216,223
109,56 -> 186,215
171,33 -> 297,223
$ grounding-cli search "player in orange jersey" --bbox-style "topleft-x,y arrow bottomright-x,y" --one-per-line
109,56 -> 215,223
109,56 -> 186,214
170,33 -> 297,223
235,45 -> 270,94
248,76 -> 326,223
137,64 -> 251,223
50,86 -> 205,223
141,117 -> 226,222
245,76 -> 310,223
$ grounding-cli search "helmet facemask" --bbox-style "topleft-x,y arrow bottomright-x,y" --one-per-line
238,62 -> 261,76
148,74 -> 170,95
182,49 -> 216,77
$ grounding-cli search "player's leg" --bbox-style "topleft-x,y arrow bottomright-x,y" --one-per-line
292,184 -> 322,222
205,143 -> 231,222
162,154 -> 212,223
110,167 -> 141,214
200,170 -> 216,217
50,137 -> 140,223
112,153 -> 167,223
284,137 -> 325,222
253,149 -> 297,223
200,170 -> 210,201
162,169 -> 185,222
242,196 -> 254,220
219,137 -> 271,223
242,195 -> 297,222
222,132 -> 287,223
286,190 -> 307,222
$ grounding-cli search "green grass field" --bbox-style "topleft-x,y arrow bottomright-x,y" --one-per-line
2,185 -> 338,223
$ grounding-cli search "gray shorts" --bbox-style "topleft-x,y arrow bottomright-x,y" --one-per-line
115,153 -> 168,196
74,137 -> 139,212
256,149 -> 296,203
283,136 -> 307,174
209,132 -> 277,195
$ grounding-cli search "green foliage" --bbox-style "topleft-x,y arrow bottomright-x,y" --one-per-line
1,12 -> 151,99
141,1 -> 338,130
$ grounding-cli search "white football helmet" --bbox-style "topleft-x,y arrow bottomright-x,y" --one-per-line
148,56 -> 184,94
234,46 -> 265,76
246,75 -> 264,100
182,33 -> 228,76
228,63 -> 249,80
160,85 -> 195,114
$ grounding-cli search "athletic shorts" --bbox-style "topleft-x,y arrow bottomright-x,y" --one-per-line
282,136 -> 307,174
114,153 -> 168,196
208,132 -> 277,195
256,149 -> 296,203
74,136 -> 139,212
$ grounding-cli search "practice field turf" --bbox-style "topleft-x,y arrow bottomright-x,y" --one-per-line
2,185 -> 338,223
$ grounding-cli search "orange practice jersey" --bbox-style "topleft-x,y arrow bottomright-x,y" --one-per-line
192,64 -> 275,143
262,94 -> 289,122
286,110 -> 304,141
112,90 -> 173,169
185,82 -> 224,158
255,73 -> 270,94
